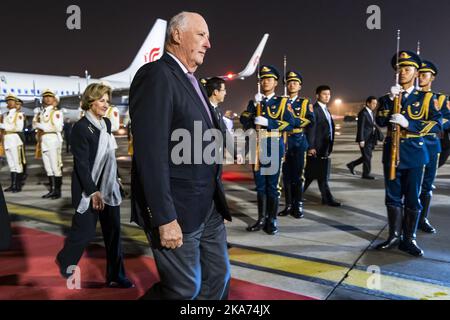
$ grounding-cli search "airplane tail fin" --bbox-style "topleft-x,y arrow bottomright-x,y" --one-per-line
237,33 -> 269,79
219,34 -> 269,81
102,19 -> 167,84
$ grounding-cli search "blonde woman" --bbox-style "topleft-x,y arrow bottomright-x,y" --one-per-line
56,83 -> 133,289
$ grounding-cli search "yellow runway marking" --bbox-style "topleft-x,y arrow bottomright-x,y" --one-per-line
8,203 -> 450,300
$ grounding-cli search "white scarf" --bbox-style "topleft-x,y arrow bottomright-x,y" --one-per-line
76,111 -> 122,214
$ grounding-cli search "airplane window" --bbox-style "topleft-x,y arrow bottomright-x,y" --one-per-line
66,91 -> 69,95
2,89 -> 6,94
31,89 -> 35,94
25,90 -> 28,94
18,89 -> 22,94
11,89 -> 15,92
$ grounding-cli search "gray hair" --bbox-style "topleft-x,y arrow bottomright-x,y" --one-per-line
165,11 -> 193,46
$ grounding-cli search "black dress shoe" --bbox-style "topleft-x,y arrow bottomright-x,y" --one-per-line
346,163 -> 355,175
322,199 -> 341,207
107,278 -> 135,289
55,258 -> 70,279
362,176 -> 375,180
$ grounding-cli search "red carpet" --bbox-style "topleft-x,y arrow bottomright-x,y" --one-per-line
222,171 -> 254,182
0,226 -> 314,300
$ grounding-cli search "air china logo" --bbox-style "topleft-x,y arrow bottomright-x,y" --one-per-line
253,55 -> 260,67
144,47 -> 162,63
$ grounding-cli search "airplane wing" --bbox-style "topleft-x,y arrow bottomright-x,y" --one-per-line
218,33 -> 269,81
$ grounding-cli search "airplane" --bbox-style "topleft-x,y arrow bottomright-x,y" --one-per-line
0,18 -> 168,109
1,20 -> 269,123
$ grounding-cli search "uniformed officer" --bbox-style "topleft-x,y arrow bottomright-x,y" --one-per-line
375,51 -> 443,257
15,99 -> 28,186
278,71 -> 315,219
240,65 -> 297,235
33,89 -> 64,199
417,60 -> 450,234
0,94 -> 25,193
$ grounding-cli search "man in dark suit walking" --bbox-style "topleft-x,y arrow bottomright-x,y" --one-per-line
130,12 -> 232,300
346,96 -> 378,180
304,85 -> 341,207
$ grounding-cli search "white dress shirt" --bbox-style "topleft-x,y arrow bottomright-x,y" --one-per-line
318,101 -> 333,139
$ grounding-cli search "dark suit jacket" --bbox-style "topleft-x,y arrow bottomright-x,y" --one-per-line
306,102 -> 335,157
356,107 -> 376,143
70,116 -> 112,210
129,53 -> 231,234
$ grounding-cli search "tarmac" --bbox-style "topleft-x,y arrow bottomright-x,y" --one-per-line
1,121 -> 450,300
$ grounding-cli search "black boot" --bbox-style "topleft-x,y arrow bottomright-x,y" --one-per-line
13,173 -> 22,193
376,206 -> 403,250
42,176 -> 55,199
4,173 -> 16,192
264,196 -> 279,235
11,173 -> 20,193
291,183 -> 304,219
51,176 -> 62,199
21,164 -> 28,187
398,208 -> 424,257
247,194 -> 267,232
418,193 -> 436,234
278,183 -> 293,217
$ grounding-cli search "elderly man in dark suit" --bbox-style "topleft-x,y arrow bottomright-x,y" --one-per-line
304,85 -> 341,207
346,96 -> 378,180
130,12 -> 232,300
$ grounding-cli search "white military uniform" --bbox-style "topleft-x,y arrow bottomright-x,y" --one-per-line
0,109 -> 24,173
105,106 -> 120,149
33,106 -> 64,177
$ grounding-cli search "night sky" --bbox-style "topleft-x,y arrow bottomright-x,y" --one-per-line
1,0 -> 450,113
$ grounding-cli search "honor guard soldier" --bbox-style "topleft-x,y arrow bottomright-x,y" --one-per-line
33,89 -> 64,199
375,51 -> 443,257
240,65 -> 297,235
418,60 -> 450,234
0,94 -> 25,193
15,99 -> 28,185
278,71 -> 315,219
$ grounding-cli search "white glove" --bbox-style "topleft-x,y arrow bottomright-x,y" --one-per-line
389,84 -> 402,100
254,116 -> 268,127
35,123 -> 45,131
254,93 -> 264,103
359,141 -> 365,148
390,113 -> 409,128
0,124 -> 4,130
34,108 -> 40,115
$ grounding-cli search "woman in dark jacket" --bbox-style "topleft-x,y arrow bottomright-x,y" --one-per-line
56,83 -> 133,288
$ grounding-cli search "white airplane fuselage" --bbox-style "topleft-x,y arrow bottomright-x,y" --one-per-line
0,71 -> 128,105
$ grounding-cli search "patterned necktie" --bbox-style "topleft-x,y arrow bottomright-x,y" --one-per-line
186,72 -> 213,124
